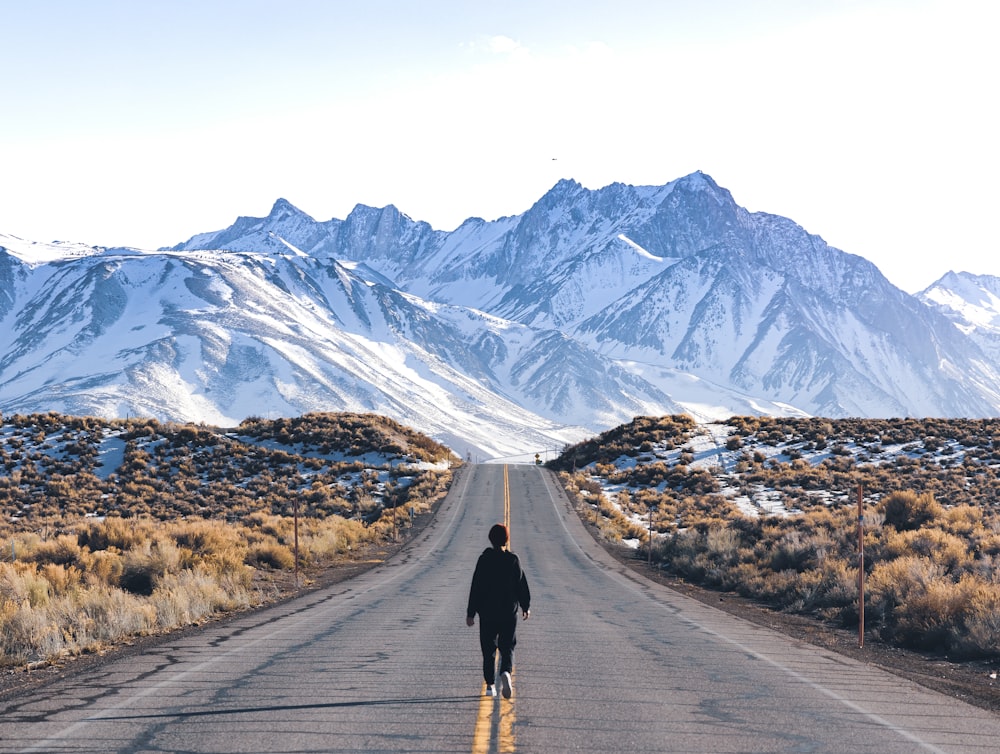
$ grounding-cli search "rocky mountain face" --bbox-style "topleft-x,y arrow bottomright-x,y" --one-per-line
2,172 -> 999,457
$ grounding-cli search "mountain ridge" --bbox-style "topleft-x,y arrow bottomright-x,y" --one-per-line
3,173 -> 999,456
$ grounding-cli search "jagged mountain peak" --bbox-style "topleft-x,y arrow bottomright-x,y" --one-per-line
926,269 -> 1000,295
528,171 -> 724,221
5,172 -> 1000,461
342,202 -> 418,228
920,270 -> 1000,340
267,197 -> 311,221
928,269 -> 974,296
677,169 -> 722,191
546,177 -> 584,196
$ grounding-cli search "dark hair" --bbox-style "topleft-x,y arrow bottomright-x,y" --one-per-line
488,523 -> 508,547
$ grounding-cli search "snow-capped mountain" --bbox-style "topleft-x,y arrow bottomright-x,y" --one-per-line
919,271 -> 1000,367
0,234 -> 674,458
3,172 -> 1000,458
171,172 -> 1000,419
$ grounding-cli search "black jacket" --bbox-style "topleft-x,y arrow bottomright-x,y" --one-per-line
466,546 -> 531,620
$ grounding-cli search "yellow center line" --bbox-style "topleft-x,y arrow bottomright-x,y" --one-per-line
503,464 -> 511,541
472,677 -> 517,753
499,680 -> 516,753
501,465 -> 516,751
472,684 -> 493,753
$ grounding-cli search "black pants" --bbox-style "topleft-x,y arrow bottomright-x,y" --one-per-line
479,611 -> 517,684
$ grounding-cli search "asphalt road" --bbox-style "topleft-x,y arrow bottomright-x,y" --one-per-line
3,464 -> 1000,753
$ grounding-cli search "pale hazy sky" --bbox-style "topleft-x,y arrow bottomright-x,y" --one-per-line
1,0 -> 996,292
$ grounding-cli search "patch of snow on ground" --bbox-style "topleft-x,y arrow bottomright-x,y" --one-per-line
95,434 -> 127,480
582,421 -> 957,527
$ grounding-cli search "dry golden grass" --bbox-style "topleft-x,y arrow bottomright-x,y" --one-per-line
0,514 -> 383,665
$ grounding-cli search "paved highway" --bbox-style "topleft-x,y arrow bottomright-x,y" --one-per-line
2,464 -> 1000,753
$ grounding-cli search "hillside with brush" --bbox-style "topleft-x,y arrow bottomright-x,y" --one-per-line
551,415 -> 1000,660
0,411 -> 457,668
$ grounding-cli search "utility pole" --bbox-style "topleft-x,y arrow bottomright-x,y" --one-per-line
293,496 -> 300,588
857,483 -> 865,649
648,503 -> 657,567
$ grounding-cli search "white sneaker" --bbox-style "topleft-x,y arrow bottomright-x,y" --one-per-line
485,684 -> 497,697
500,671 -> 512,699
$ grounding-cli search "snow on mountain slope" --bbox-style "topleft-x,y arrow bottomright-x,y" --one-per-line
565,196 -> 1000,418
0,232 -> 106,266
168,199 -> 335,257
0,245 -> 672,457
6,171 -> 1000,460
919,270 -> 1000,369
921,271 -> 1000,334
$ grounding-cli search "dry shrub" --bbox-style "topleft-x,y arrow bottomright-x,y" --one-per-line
783,567 -> 830,612
894,528 -> 970,573
705,527 -> 741,564
119,538 -> 183,596
769,530 -> 818,573
944,504 -> 985,537
866,556 -> 960,649
757,554 -> 861,619
245,512 -> 293,543
863,506 -> 886,530
365,510 -> 390,540
199,544 -> 251,580
892,575 -> 1000,655
1,412 -> 452,669
299,518 -> 363,559
978,532 -> 1000,558
8,533 -> 42,559
563,472 -> 603,498
40,563 -> 82,595
660,529 -> 703,577
0,562 -> 51,607
171,519 -> 246,558
553,416 -> 1000,657
79,516 -> 155,552
815,557 -> 859,611
882,491 -> 942,531
567,482 -> 646,544
247,543 -> 296,570
216,564 -> 256,596
867,556 -> 941,616
167,519 -> 249,575
76,549 -> 124,586
952,586 -> 1000,659
76,585 -> 155,641
0,600 -> 63,664
754,568 -> 803,607
725,561 -> 767,597
151,569 -> 250,628
25,534 -> 82,566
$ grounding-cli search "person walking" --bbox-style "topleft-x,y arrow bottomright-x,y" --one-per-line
466,523 -> 531,698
